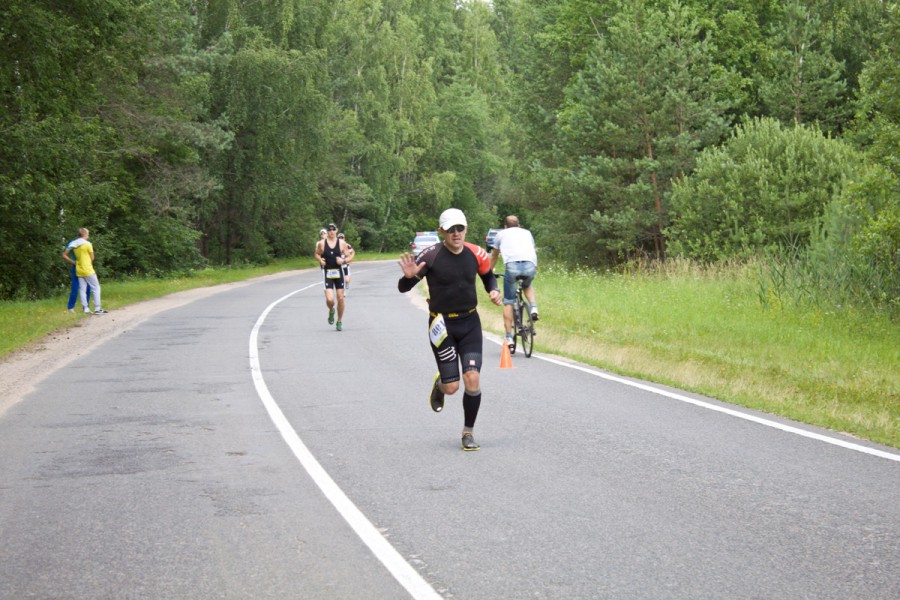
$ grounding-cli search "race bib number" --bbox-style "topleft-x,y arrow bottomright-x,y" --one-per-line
326,268 -> 341,279
429,314 -> 448,348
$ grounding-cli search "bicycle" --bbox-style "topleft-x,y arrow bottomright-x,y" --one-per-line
499,273 -> 536,357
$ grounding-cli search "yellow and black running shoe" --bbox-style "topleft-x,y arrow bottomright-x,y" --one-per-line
429,372 -> 444,413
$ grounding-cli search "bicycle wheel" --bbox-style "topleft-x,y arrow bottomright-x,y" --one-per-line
517,298 -> 534,357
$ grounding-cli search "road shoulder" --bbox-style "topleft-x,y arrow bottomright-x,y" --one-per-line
0,271 -> 300,417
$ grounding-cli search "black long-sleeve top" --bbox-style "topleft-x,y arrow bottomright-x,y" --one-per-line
398,242 -> 498,314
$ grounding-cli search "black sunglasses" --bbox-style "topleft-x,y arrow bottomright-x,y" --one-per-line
445,225 -> 465,233
327,226 -> 337,231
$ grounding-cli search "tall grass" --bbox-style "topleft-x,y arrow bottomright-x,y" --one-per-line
481,258 -> 899,448
756,244 -> 900,319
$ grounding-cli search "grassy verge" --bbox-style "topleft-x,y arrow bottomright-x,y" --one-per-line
480,259 -> 899,449
0,257 -> 317,358
3,255 -> 897,448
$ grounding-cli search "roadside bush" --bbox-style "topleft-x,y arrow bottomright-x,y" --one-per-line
667,117 -> 861,261
811,162 -> 898,315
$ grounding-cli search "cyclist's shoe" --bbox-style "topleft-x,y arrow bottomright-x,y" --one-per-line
530,306 -> 539,322
505,334 -> 516,355
461,432 -> 480,451
336,321 -> 342,332
328,309 -> 335,325
429,373 -> 444,413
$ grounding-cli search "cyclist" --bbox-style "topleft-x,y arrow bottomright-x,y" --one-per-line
489,215 -> 539,350
398,208 -> 502,451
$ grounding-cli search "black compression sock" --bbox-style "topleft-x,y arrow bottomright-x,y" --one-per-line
462,391 -> 482,429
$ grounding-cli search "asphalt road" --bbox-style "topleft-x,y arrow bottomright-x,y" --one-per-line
1,262 -> 898,599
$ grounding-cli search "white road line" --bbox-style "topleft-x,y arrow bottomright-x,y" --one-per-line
519,347 -> 900,463
249,282 -> 441,600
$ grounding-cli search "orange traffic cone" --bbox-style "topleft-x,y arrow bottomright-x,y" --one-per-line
500,340 -> 513,369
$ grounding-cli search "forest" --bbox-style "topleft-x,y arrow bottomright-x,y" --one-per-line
1,0 -> 897,315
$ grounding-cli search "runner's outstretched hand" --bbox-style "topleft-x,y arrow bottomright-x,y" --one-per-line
399,253 -> 425,279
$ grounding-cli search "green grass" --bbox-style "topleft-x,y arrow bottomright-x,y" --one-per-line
0,257 -> 318,357
480,259 -> 899,449
3,254 -> 898,448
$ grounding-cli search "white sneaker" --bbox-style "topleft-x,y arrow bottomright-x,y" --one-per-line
66,309 -> 75,314
83,308 -> 92,314
94,308 -> 108,314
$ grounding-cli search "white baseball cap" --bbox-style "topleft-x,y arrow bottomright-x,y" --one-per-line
439,208 -> 467,230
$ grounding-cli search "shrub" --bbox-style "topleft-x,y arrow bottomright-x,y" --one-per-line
667,117 -> 861,261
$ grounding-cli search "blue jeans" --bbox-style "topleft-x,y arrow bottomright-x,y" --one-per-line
502,261 -> 536,305
67,266 -> 90,310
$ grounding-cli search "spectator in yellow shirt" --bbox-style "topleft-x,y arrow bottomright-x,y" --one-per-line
62,228 -> 107,314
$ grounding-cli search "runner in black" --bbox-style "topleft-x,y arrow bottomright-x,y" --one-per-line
315,223 -> 353,331
398,208 -> 502,451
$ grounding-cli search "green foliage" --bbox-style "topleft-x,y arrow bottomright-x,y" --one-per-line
203,33 -> 328,263
321,0 -> 437,251
757,0 -> 847,130
668,117 -> 861,260
0,0 -> 136,298
97,0 -> 231,277
852,1 -> 899,174
534,0 -> 732,264
803,163 -> 900,315
694,1 -> 768,117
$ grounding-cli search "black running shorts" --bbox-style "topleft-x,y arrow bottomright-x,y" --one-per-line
430,311 -> 483,384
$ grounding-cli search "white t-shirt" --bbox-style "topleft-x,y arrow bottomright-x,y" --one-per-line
494,227 -> 537,265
